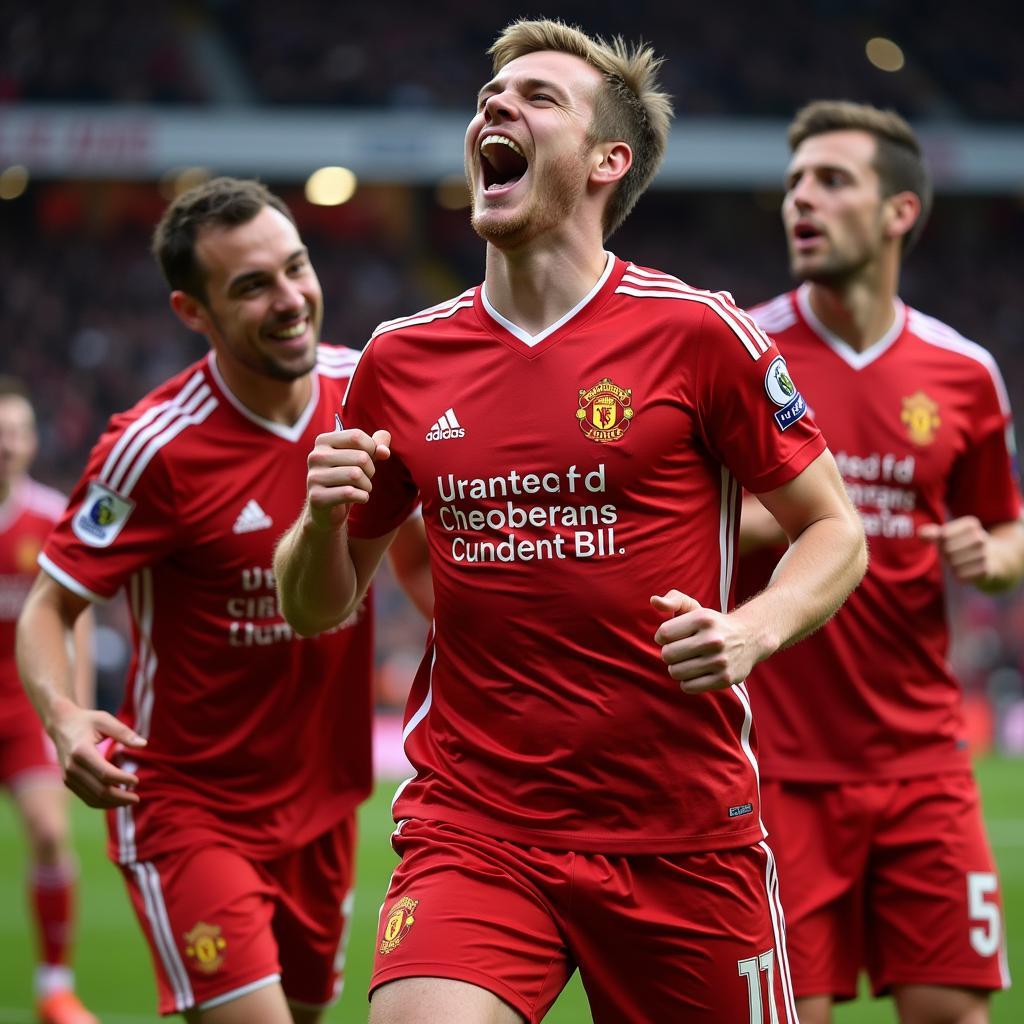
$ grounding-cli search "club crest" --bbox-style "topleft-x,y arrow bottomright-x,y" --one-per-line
901,391 -> 940,446
576,377 -> 634,443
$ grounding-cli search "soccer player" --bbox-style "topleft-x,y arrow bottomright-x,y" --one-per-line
17,177 -> 429,1024
738,100 -> 1024,1024
0,378 -> 98,1024
275,20 -> 866,1024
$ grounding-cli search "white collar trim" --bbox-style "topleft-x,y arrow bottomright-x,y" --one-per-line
481,251 -> 615,347
207,351 -> 319,442
796,282 -> 905,370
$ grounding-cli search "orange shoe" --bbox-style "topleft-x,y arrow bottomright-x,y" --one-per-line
37,991 -> 100,1024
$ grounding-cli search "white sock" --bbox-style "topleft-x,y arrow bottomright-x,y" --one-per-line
35,964 -> 74,999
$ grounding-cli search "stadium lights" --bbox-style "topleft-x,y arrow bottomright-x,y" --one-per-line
0,164 -> 29,200
866,37 -> 906,72
305,166 -> 357,206
436,174 -> 471,210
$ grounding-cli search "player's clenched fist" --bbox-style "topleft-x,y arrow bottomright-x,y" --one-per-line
305,426 -> 391,530
651,590 -> 757,694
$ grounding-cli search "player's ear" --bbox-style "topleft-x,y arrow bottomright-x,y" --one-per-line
883,190 -> 921,244
169,290 -> 212,335
590,141 -> 632,186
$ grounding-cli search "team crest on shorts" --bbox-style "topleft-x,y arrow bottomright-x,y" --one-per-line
576,377 -> 634,443
183,921 -> 227,974
379,896 -> 419,955
901,390 -> 940,445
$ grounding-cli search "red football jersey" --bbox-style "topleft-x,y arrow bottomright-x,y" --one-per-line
739,286 -> 1021,781
344,255 -> 825,853
0,478 -> 66,738
41,347 -> 373,862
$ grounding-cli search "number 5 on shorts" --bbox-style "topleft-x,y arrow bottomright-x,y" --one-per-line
738,949 -> 779,1024
967,871 -> 1002,958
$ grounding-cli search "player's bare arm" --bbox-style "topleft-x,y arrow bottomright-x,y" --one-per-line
919,515 -> 1024,593
16,573 -> 146,808
275,424 -> 395,635
654,451 -> 866,693
737,493 -> 787,555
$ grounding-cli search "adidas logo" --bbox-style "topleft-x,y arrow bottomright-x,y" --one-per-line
425,407 -> 465,442
233,499 -> 273,534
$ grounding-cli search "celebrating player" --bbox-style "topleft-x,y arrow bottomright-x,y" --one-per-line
17,177 -> 429,1024
0,379 -> 98,1024
738,100 -> 1023,1024
276,20 -> 867,1023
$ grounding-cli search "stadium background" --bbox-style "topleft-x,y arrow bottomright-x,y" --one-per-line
1,0 -> 1021,1019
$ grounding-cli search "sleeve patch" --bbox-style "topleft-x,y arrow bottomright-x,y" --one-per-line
71,481 -> 136,548
764,356 -> 808,431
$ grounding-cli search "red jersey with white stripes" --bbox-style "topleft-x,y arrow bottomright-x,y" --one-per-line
344,254 -> 825,853
738,286 -> 1021,781
0,478 -> 66,739
41,347 -> 373,862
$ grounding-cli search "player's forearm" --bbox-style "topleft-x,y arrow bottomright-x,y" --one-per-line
71,606 -> 97,708
734,506 -> 867,660
977,520 -> 1024,594
16,585 -> 82,733
275,506 -> 360,636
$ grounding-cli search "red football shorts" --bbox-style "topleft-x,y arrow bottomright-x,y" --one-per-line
761,773 -> 1010,1000
370,818 -> 798,1023
0,719 -> 60,789
119,816 -> 356,1016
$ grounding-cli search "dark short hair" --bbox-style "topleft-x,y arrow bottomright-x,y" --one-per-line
151,177 -> 295,299
788,100 -> 932,257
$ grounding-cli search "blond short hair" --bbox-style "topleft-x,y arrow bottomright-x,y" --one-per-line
490,18 -> 673,239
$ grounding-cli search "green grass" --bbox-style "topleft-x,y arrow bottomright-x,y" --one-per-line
1,758 -> 1021,1022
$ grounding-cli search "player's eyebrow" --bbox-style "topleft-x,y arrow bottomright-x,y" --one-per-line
477,76 -> 569,107
226,248 -> 308,294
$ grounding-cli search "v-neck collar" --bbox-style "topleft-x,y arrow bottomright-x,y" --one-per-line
478,252 -> 619,355
796,283 -> 906,371
207,352 -> 320,442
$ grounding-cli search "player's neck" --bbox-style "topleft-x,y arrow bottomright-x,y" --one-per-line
804,277 -> 899,354
214,357 -> 313,426
484,238 -> 609,337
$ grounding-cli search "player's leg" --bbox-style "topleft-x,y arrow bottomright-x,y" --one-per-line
566,841 -> 799,1023
367,819 -> 574,1024
183,983 -> 294,1023
117,843 -> 293,1021
6,725 -> 97,1024
891,984 -> 990,1024
866,773 -> 1008,1023
270,817 -> 358,1023
761,780 -> 874,1022
372,978 -> 524,1024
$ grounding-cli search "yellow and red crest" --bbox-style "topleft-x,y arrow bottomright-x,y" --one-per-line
576,377 -> 634,443
379,896 -> 419,956
183,921 -> 227,974
901,391 -> 940,446
14,537 -> 41,574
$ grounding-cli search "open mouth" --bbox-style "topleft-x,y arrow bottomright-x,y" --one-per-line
480,134 -> 529,192
792,221 -> 823,243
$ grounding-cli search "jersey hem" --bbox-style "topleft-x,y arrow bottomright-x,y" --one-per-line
390,807 -> 766,854
746,433 -> 827,494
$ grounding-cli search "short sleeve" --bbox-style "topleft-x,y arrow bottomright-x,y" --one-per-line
342,339 -> 419,539
947,360 -> 1022,526
40,417 -> 182,602
692,302 -> 826,493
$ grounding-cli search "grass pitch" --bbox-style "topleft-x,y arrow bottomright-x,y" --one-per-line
0,757 -> 1020,1022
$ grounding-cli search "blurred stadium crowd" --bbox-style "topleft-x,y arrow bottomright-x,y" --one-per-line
1,0 -> 1022,749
